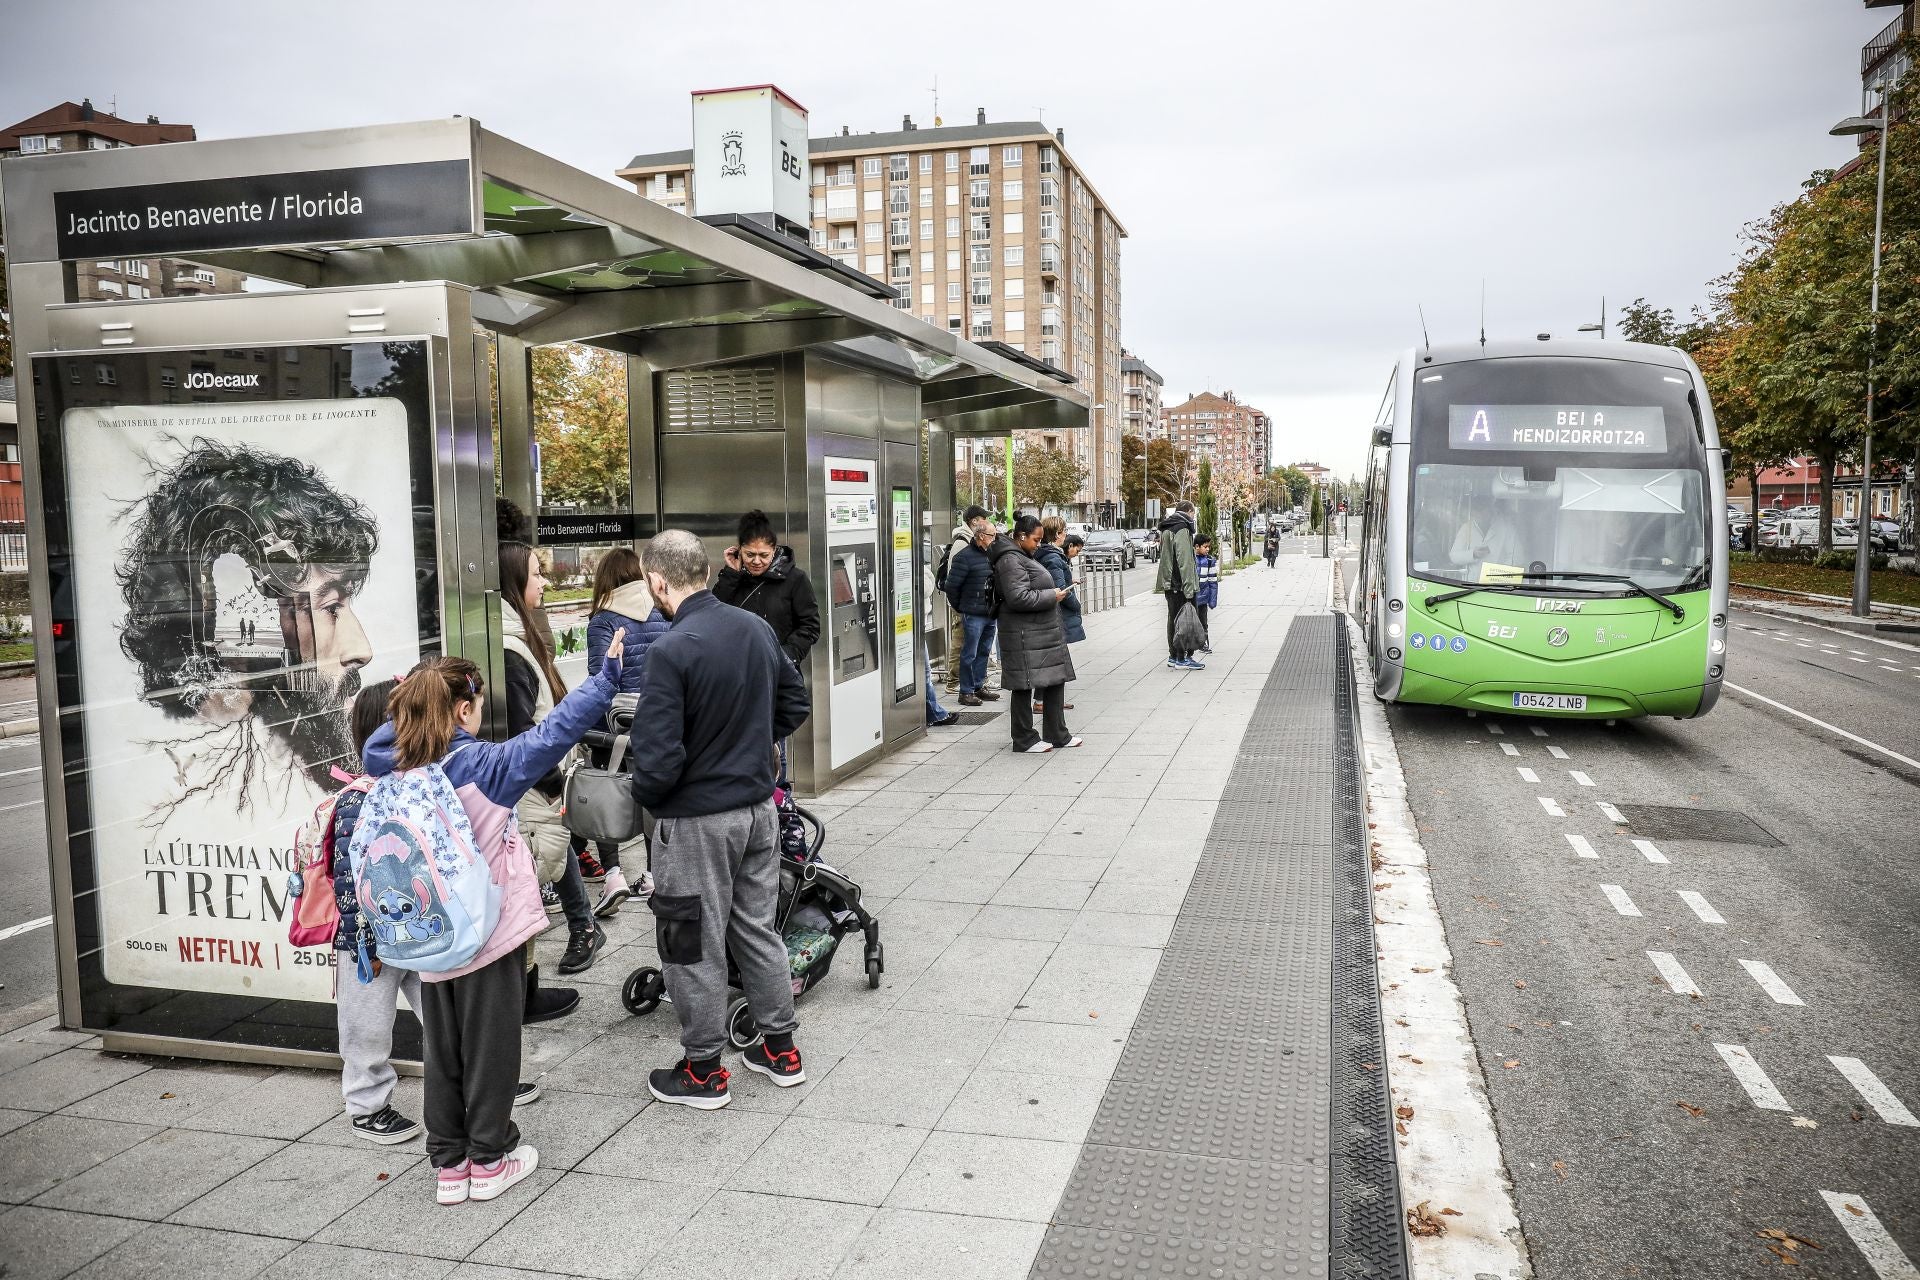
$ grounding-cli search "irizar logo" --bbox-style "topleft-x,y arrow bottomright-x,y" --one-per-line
1533,598 -> 1583,613
185,370 -> 261,390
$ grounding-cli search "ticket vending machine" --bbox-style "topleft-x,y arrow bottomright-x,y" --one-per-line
823,456 -> 884,767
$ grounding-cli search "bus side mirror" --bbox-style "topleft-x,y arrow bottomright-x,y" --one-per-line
1372,426 -> 1392,447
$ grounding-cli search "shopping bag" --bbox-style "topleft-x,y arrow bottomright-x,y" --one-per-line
1173,601 -> 1207,653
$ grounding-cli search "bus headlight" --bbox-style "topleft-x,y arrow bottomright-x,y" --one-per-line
1710,636 -> 1725,655
1709,665 -> 1722,678
1388,599 -> 1403,613
1388,647 -> 1403,661
1388,622 -> 1403,638
1712,613 -> 1726,628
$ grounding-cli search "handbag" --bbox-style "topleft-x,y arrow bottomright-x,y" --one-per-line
1173,601 -> 1208,654
563,733 -> 646,845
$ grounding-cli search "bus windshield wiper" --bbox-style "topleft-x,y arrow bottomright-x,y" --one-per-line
1491,570 -> 1686,620
1419,580 -> 1604,608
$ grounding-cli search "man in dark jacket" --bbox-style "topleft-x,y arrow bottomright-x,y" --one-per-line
1153,500 -> 1204,670
629,530 -> 812,1110
712,509 -> 820,668
942,522 -> 1001,706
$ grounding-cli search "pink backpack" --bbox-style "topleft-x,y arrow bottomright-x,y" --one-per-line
286,775 -> 374,948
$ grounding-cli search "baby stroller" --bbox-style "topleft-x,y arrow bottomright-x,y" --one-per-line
615,774 -> 885,1051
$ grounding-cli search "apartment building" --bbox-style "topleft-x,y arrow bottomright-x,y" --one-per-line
1163,390 -> 1269,478
1121,351 -> 1164,442
1861,0 -> 1913,121
618,111 -> 1127,515
0,100 -> 247,302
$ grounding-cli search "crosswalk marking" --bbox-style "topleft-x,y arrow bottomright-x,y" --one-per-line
1677,890 -> 1725,924
1538,796 -> 1566,817
1631,839 -> 1668,864
1599,884 -> 1641,917
1569,770 -> 1594,787
1829,1057 -> 1919,1126
1738,959 -> 1804,1006
1647,951 -> 1700,996
1529,724 -> 1548,737
1819,1192 -> 1920,1280
1499,742 -> 1520,756
1714,1043 -> 1790,1111
1517,767 -> 1539,783
1565,834 -> 1598,859
1547,745 -> 1570,760
1596,801 -> 1628,824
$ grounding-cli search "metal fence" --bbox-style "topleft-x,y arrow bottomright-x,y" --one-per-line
1078,560 -> 1128,613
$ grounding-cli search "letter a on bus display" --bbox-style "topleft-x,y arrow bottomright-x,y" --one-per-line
1469,410 -> 1491,443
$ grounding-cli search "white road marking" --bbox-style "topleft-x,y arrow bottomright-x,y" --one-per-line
1829,1057 -> 1919,1126
1819,1192 -> 1920,1280
1487,723 -> 1504,735
1569,770 -> 1595,787
1881,666 -> 1903,674
1517,767 -> 1540,783
0,763 -> 43,779
1850,649 -> 1869,655
1647,951 -> 1701,996
0,799 -> 44,814
1547,745 -> 1570,760
1775,636 -> 1791,643
1724,683 -> 1920,772
1596,801 -> 1628,824
1537,796 -> 1566,817
1499,742 -> 1520,756
1529,724 -> 1548,737
0,915 -> 53,943
1677,890 -> 1726,924
1739,959 -> 1805,1006
1565,834 -> 1599,859
1599,884 -> 1641,917
1714,1043 -> 1791,1111
1632,839 -> 1669,864
1850,656 -> 1871,664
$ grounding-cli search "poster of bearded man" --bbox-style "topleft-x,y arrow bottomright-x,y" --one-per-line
65,397 -> 422,1000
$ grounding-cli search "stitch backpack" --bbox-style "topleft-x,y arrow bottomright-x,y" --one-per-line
285,773 -> 375,949
347,749 -> 500,973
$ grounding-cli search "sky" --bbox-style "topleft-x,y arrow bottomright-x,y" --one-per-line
0,0 -> 1892,477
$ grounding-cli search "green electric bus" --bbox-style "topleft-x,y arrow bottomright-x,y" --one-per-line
1354,339 -> 1730,719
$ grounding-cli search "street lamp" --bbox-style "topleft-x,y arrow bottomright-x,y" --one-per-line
1832,77 -> 1896,618
1577,296 -> 1606,338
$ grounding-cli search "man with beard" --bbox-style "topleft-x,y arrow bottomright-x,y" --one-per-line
117,439 -> 379,806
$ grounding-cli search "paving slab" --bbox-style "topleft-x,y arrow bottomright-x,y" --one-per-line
0,1206 -> 148,1280
635,1189 -> 872,1280
33,1126 -> 284,1221
0,1114 -> 160,1204
468,1171 -> 712,1277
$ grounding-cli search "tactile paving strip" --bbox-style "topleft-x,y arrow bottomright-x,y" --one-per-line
1053,1145 -> 1332,1247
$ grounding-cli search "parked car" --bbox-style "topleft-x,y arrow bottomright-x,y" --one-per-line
1869,518 -> 1900,552
1135,528 -> 1160,561
1083,528 -> 1137,569
1765,517 -> 1856,549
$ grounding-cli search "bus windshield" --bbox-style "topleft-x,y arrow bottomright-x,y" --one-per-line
1408,357 -> 1710,594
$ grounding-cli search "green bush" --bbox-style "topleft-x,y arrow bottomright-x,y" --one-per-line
1812,550 -> 1890,572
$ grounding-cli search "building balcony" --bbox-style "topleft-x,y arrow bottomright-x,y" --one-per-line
1864,10 -> 1909,75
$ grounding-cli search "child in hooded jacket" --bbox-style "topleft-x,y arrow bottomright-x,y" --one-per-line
582,547 -> 669,916
1194,534 -> 1219,655
359,636 -> 623,1206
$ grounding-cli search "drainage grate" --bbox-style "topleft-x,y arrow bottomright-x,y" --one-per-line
1614,804 -> 1782,847
946,710 -> 1002,726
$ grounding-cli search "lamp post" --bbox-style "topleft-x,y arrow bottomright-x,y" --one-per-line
1577,296 -> 1607,339
1832,76 -> 1896,618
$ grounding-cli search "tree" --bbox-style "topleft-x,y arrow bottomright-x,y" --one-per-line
1012,444 -> 1089,511
1616,298 -> 1684,346
1310,486 -> 1325,534
1119,434 -> 1196,519
531,343 -> 631,511
1196,459 -> 1218,546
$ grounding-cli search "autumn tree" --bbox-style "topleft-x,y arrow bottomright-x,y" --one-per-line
1012,444 -> 1089,510
531,343 -> 631,511
1196,459 -> 1218,547
1120,434 -> 1196,519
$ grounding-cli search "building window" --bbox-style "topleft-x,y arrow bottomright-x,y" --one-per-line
1003,145 -> 1023,166
864,254 -> 883,274
948,282 -> 962,301
1004,310 -> 1026,332
946,217 -> 961,237
971,245 -> 992,270
920,218 -> 933,240
947,250 -> 961,272
971,310 -> 992,338
98,279 -> 123,295
864,190 -> 882,212
1005,278 -> 1024,298
892,251 -> 911,280
127,283 -> 149,299
18,134 -> 46,153
811,164 -> 825,185
128,260 -> 150,279
920,251 -> 933,272
865,222 -> 882,242
970,214 -> 991,242
921,283 -> 935,304
1003,180 -> 1023,201
863,157 -> 881,176
890,185 -> 910,214
969,146 -> 990,176
920,187 -> 932,208
970,180 -> 990,209
919,153 -> 933,174
945,184 -> 959,206
889,153 -> 909,180
95,260 -> 118,271
890,218 -> 910,247
1004,245 -> 1024,267
1039,146 -> 1057,175
971,276 -> 992,305
836,162 -> 854,185
0,534 -> 26,573
1040,211 -> 1059,240
89,136 -> 113,150
1003,212 -> 1024,234
946,152 -> 959,172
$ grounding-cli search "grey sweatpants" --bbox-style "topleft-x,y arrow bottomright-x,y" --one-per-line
651,801 -> 798,1062
336,961 -> 423,1117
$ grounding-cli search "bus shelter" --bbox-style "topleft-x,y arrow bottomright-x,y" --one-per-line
0,117 -> 1086,1065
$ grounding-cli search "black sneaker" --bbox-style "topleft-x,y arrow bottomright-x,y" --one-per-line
350,1105 -> 420,1144
558,922 -> 606,975
541,882 -> 563,916
513,1081 -> 541,1107
741,1041 -> 806,1087
576,848 -> 607,883
648,1058 -> 731,1110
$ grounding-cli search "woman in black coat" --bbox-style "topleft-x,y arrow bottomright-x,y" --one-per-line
987,514 -> 1081,754
713,509 -> 821,668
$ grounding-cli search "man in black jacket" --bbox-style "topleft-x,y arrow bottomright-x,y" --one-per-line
712,509 -> 820,668
942,521 -> 1002,706
629,530 -> 812,1110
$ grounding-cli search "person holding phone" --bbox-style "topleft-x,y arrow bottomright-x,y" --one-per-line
986,514 -> 1080,753
1034,518 -> 1083,715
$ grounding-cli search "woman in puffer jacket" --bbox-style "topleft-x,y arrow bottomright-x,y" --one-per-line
583,547 -> 669,915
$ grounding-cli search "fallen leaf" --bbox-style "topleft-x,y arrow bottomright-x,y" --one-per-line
1088,1012 -> 1099,1019
1758,1229 -> 1821,1252
1503,1060 -> 1520,1069
1395,1121 -> 1408,1135
1410,1057 -> 1424,1064
1475,938 -> 1504,947
1677,1102 -> 1705,1118
1396,1105 -> 1415,1120
1767,1246 -> 1801,1266
1407,1200 -> 1446,1238
1394,1018 -> 1410,1027
1360,1062 -> 1379,1071
159,1092 -> 176,1100
376,1172 -> 389,1181
1845,1204 -> 1865,1217
1850,1111 -> 1864,1123
1440,1207 -> 1462,1216
1551,1160 -> 1568,1181
1514,980 -> 1529,989
1791,1116 -> 1819,1129
1412,966 -> 1435,974
1374,882 -> 1390,891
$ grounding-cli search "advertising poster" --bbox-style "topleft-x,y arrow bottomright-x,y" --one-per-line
890,488 -> 915,701
43,343 -> 434,1008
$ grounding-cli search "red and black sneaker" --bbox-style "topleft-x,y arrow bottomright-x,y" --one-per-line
575,848 -> 607,884
648,1058 -> 731,1109
741,1041 -> 806,1087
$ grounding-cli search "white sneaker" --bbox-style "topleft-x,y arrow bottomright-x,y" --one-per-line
1020,741 -> 1055,754
468,1144 -> 539,1202
635,869 -> 654,902
593,867 -> 631,919
1056,736 -> 1084,749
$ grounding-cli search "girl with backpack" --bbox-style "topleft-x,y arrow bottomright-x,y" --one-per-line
358,635 -> 624,1206
582,546 -> 669,917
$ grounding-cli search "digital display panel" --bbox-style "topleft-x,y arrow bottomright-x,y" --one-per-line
1448,405 -> 1667,453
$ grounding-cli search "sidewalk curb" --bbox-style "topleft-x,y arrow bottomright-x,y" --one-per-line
1733,595 -> 1920,636
1346,623 -> 1534,1280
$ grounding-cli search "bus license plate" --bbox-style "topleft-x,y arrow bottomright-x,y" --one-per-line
1512,692 -> 1586,711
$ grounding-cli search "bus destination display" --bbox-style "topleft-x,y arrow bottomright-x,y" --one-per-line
1448,404 -> 1667,452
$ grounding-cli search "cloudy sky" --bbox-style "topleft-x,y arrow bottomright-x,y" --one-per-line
3,1 -> 1889,475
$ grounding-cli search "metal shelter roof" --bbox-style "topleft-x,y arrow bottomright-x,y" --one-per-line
0,116 -> 1087,439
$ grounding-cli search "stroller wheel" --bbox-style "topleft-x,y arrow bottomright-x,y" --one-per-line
865,957 -> 882,989
865,940 -> 884,989
622,967 -> 665,1017
726,997 -> 761,1050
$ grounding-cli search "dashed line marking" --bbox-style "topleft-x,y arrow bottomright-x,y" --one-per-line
1739,959 -> 1805,1006
1517,767 -> 1540,783
1647,951 -> 1701,996
1819,1192 -> 1920,1280
1596,801 -> 1628,825
0,915 -> 54,943
0,764 -> 42,779
1529,724 -> 1548,737
1850,649 -> 1869,655
1547,745 -> 1570,760
1714,1043 -> 1791,1111
0,799 -> 44,815
1565,834 -> 1599,859
1569,770 -> 1595,787
1538,796 -> 1566,817
1599,884 -> 1641,917
1881,665 -> 1903,674
1829,1057 -> 1919,1126
1677,890 -> 1726,924
1499,742 -> 1520,757
1850,656 -> 1871,664
1487,723 -> 1505,735
1632,839 -> 1668,864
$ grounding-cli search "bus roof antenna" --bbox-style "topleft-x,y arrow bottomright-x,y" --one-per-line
1479,280 -> 1487,349
1417,304 -> 1431,353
